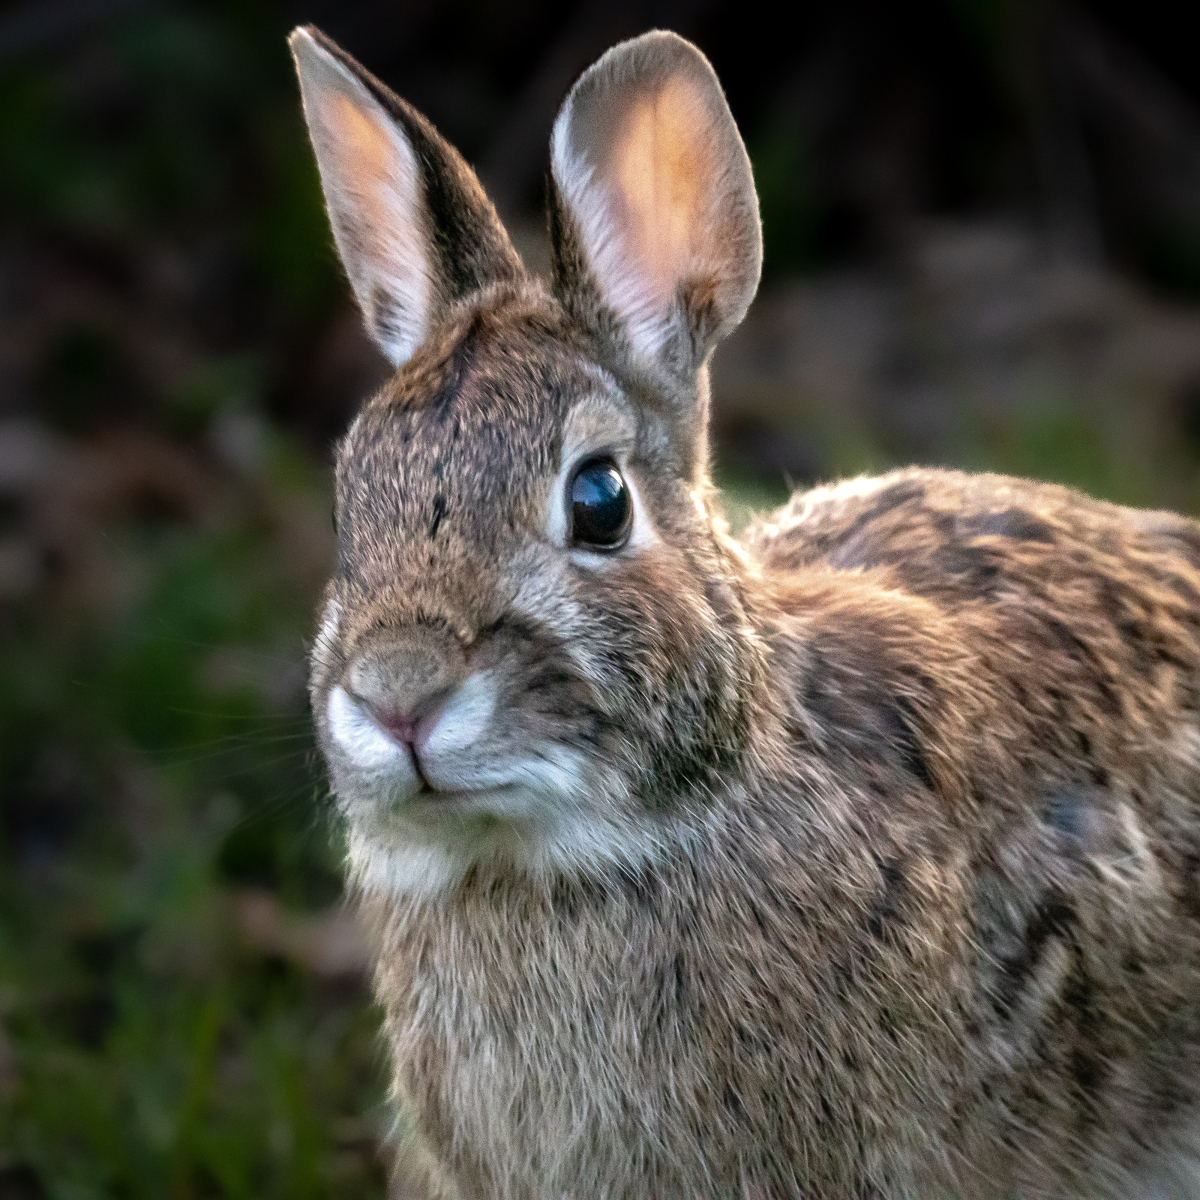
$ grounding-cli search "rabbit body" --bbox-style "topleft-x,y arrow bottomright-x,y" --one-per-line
290,24 -> 1200,1200
364,460 -> 1200,1200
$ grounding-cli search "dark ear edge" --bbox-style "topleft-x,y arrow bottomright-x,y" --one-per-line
292,25 -> 524,312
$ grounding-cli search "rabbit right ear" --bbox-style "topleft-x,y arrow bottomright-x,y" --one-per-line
549,31 -> 762,382
289,27 -> 523,366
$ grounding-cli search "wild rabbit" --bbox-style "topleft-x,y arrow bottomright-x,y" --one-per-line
291,24 -> 1200,1200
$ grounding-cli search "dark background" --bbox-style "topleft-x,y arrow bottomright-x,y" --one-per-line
4,1 -> 1200,1196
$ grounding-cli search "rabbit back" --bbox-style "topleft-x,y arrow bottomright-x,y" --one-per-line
750,467 -> 1200,1195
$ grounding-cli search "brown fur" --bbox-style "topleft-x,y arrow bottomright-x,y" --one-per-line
293,27 -> 1200,1200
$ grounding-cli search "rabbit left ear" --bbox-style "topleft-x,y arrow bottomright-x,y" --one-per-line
549,31 -> 762,379
290,26 -> 523,366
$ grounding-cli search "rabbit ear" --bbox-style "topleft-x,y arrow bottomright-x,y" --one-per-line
549,31 -> 762,379
290,27 -> 523,366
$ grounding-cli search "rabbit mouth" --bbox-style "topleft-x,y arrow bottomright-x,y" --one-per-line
344,777 -> 669,900
324,683 -> 584,815
407,749 -> 434,794
325,688 -> 672,895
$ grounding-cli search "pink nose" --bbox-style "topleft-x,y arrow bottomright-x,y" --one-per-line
367,702 -> 442,750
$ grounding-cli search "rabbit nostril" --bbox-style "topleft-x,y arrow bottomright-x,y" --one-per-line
364,700 -> 444,751
343,634 -> 462,753
372,709 -> 418,745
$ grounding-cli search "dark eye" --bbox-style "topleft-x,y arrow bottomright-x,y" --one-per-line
569,458 -> 632,549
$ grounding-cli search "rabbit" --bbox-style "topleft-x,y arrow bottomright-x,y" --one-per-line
291,22 -> 1200,1200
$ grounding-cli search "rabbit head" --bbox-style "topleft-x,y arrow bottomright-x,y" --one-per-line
293,28 -> 766,895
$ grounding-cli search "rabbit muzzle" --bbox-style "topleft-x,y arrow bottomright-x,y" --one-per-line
326,624 -> 491,800
321,613 -> 602,825
346,627 -> 466,747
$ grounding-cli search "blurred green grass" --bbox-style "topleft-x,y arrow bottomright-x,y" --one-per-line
0,3 -> 395,1191
0,436 -> 390,1197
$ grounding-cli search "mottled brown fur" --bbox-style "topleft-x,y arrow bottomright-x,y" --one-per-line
294,26 -> 1200,1200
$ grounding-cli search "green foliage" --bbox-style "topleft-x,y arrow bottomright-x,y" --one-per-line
0,4 -> 381,1186
0,440 -> 387,1195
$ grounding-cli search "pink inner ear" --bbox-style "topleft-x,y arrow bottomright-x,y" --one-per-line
551,33 -> 762,367
297,45 -> 432,364
607,76 -> 715,312
318,91 -> 423,274
330,92 -> 398,196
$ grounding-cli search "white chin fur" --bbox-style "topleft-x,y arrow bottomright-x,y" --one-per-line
345,802 -> 674,901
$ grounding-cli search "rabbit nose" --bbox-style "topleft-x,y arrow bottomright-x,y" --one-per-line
345,627 -> 466,748
363,696 -> 447,751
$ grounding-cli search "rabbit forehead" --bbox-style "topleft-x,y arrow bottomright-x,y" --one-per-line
560,379 -> 639,462
332,299 -> 637,594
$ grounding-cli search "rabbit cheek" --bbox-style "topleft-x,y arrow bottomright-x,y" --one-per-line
575,551 -> 750,800
416,670 -> 500,790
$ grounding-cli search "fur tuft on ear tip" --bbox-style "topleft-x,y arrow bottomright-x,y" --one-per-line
286,24 -> 316,53
549,30 -> 762,376
288,25 -> 350,90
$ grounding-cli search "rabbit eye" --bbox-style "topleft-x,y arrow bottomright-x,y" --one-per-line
569,458 -> 632,550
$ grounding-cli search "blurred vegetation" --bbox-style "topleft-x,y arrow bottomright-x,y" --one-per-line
0,451 -> 386,1196
0,4 -> 389,1195
3,0 -> 1200,1196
